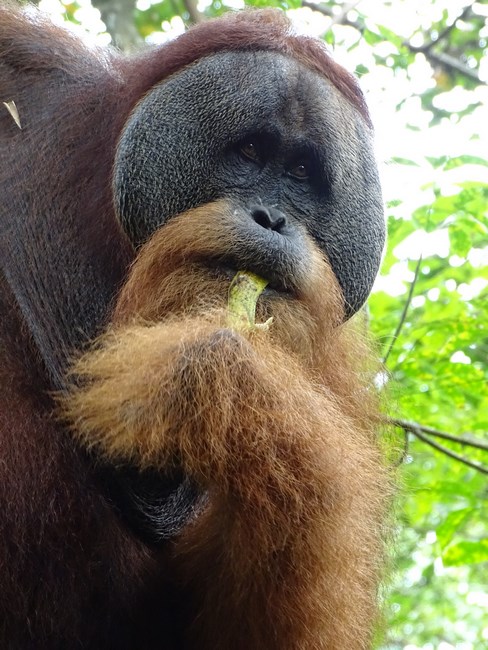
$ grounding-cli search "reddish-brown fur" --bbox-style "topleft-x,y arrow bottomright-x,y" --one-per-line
0,6 -> 387,648
63,202 -> 391,649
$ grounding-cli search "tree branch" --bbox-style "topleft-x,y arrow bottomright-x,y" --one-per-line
390,419 -> 488,452
181,0 -> 203,25
91,0 -> 142,51
410,2 -> 476,53
433,3 -> 475,46
406,45 -> 482,84
302,1 -> 483,84
328,1 -> 361,29
403,1 -> 482,84
390,418 -> 488,475
382,256 -> 422,366
301,1 -> 364,32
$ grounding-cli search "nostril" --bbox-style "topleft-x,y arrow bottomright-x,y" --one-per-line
252,206 -> 273,229
250,205 -> 287,232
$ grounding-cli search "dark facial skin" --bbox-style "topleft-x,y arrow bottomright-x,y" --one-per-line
114,50 -> 385,316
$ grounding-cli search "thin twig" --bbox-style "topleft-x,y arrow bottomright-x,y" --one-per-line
181,0 -> 203,25
382,256 -> 422,366
412,2 -> 476,53
329,1 -> 361,28
409,427 -> 488,475
401,1 -> 482,83
406,46 -> 482,84
91,0 -> 142,50
301,1 -> 364,31
390,418 -> 488,452
390,420 -> 488,475
302,1 -> 483,84
301,2 -> 333,18
394,430 -> 410,467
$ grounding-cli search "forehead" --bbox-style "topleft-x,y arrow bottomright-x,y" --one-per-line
152,50 -> 363,148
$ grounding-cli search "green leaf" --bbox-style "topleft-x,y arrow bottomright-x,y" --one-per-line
436,508 -> 471,549
363,28 -> 383,46
377,24 -> 403,48
355,63 -> 369,76
443,540 -> 488,566
449,224 -> 472,257
444,155 -> 488,170
389,157 -> 420,167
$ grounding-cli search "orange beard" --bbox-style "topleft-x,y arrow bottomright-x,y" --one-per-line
62,200 -> 391,649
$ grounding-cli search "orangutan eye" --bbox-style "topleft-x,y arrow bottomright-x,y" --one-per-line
288,162 -> 310,180
239,140 -> 261,163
